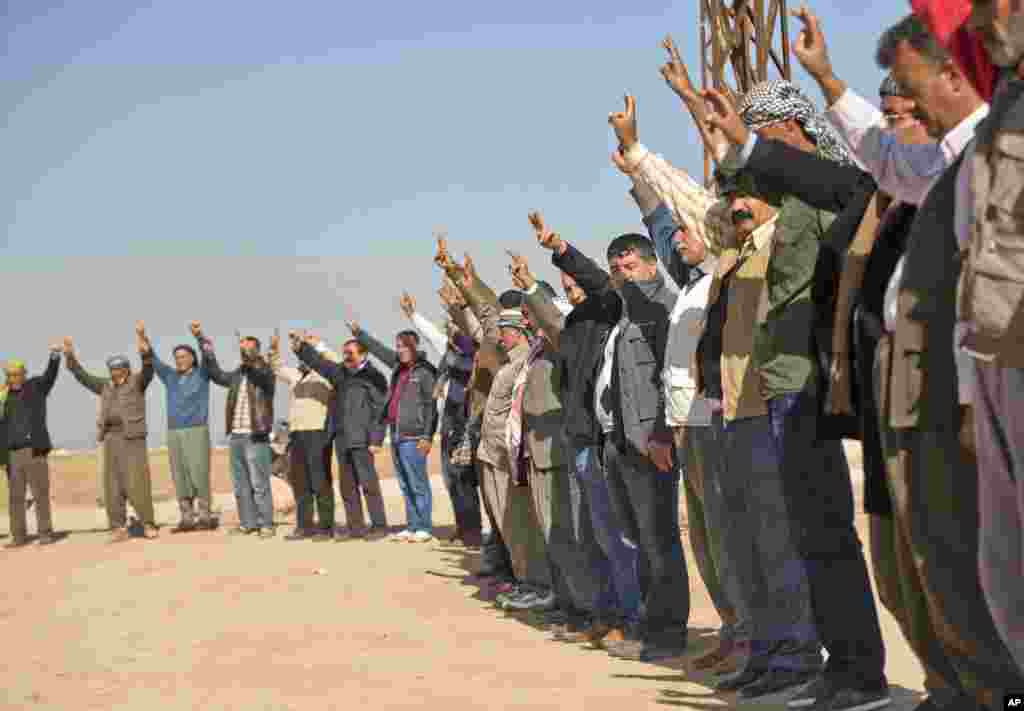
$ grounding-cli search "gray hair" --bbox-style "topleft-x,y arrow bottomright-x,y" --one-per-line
876,14 -> 950,70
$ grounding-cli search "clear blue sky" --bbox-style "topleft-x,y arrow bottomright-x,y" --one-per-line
2,0 -> 909,448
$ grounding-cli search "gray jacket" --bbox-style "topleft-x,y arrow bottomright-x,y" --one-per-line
605,274 -> 676,455
355,328 -> 439,441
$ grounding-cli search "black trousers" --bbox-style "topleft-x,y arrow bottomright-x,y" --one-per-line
603,439 -> 690,636
289,430 -> 334,530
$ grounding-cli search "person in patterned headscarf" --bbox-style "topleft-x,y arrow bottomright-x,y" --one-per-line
701,78 -> 895,709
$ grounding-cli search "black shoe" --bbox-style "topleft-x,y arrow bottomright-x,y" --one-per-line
788,674 -> 834,709
739,669 -> 817,699
811,686 -> 890,711
716,666 -> 764,692
284,529 -> 310,541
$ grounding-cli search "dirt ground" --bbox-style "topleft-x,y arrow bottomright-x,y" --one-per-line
0,444 -> 928,711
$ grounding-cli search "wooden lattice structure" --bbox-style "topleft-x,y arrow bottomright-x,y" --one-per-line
699,0 -> 793,183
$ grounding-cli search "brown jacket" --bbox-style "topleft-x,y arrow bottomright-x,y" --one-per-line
66,352 -> 154,441
960,77 -> 1024,366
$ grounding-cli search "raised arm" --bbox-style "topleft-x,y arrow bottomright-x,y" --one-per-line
268,333 -> 298,385
439,277 -> 483,344
191,322 -> 234,388
351,323 -> 399,369
135,321 -> 155,392
400,292 -> 448,358
509,247 -> 565,351
62,338 -> 108,396
35,344 -> 63,396
294,337 -> 342,384
791,6 -> 949,206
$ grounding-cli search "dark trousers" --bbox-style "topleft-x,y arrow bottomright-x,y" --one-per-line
335,444 -> 387,532
603,438 -> 690,637
767,388 -> 886,690
440,431 -> 482,535
289,430 -> 334,531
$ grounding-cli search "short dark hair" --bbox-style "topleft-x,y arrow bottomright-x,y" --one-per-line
343,338 -> 367,354
397,329 -> 420,344
535,281 -> 558,300
606,233 -> 658,263
243,336 -> 261,351
499,290 -> 525,308
876,14 -> 950,70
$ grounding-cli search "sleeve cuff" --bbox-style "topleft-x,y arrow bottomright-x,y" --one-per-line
623,143 -> 650,172
630,180 -> 661,217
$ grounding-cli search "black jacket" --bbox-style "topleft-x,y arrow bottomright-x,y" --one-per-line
297,343 -> 389,451
0,354 -> 60,467
354,329 -> 439,441
552,243 -> 623,448
742,136 -> 877,440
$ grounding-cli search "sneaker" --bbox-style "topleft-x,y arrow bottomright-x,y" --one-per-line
495,585 -> 532,609
259,527 -> 276,539
810,687 -> 890,711
411,531 -> 433,543
389,530 -> 413,542
788,674 -> 834,709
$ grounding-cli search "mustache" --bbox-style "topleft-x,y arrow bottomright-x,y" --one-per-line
731,209 -> 755,224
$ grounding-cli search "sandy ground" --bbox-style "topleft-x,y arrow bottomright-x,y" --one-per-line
0,444 -> 928,711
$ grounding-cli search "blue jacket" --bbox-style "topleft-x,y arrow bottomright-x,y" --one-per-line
153,349 -> 211,430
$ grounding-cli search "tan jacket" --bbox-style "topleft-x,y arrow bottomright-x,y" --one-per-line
960,77 -> 1024,367
270,349 -> 340,432
707,219 -> 775,423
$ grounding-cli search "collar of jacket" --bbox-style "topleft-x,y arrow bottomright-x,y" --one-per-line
620,272 -> 667,316
738,214 -> 779,259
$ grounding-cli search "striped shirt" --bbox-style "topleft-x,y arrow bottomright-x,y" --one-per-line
232,375 -> 252,435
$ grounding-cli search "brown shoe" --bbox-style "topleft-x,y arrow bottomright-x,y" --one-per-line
692,641 -> 733,671
109,528 -> 131,544
562,623 -> 613,644
594,627 -> 626,649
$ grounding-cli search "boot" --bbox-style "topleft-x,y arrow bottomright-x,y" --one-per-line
196,498 -> 217,530
171,499 -> 196,533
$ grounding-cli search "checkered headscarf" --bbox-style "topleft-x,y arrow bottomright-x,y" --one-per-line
738,79 -> 854,167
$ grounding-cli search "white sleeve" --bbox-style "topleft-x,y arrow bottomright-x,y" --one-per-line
826,88 -> 947,206
411,312 -> 448,358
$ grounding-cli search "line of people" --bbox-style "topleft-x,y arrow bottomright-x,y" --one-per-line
2,4 -> 1023,711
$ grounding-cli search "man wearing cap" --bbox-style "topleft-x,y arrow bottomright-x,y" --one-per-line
64,323 -> 158,541
1,345 -> 62,547
434,246 -> 553,610
150,323 -> 215,532
194,324 -> 277,538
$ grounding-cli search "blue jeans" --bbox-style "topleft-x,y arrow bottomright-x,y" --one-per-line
573,445 -> 641,626
392,438 -> 433,533
229,434 -> 274,530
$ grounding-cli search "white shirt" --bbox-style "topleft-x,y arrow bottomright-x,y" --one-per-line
827,88 -> 989,405
664,264 -> 715,428
594,325 -> 620,434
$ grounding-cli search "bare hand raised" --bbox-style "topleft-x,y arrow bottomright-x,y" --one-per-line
702,88 -> 749,147
608,94 -> 639,149
433,232 -> 456,271
400,292 -> 416,319
528,211 -> 564,253
660,35 -> 699,104
791,5 -> 833,82
507,251 -> 535,291
189,321 -> 202,338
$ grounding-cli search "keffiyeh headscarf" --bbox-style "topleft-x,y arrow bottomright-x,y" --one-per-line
738,79 -> 854,167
